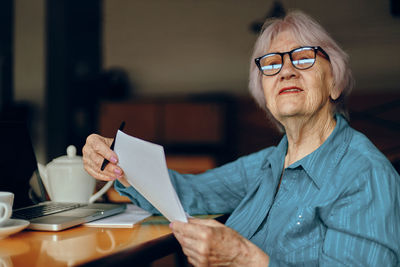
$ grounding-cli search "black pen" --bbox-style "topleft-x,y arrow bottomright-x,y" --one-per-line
100,121 -> 125,171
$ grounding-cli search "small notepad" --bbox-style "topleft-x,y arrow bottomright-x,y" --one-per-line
84,204 -> 151,228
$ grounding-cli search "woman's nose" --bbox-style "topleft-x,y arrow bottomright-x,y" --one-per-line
279,54 -> 298,80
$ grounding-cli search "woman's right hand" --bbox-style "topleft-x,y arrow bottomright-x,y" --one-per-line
82,134 -> 130,187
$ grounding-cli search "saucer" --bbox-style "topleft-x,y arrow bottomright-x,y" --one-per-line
0,219 -> 30,239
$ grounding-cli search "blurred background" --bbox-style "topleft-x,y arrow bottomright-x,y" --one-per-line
1,0 -> 400,168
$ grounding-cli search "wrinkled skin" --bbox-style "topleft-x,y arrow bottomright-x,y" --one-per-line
82,134 -> 130,187
170,218 -> 269,267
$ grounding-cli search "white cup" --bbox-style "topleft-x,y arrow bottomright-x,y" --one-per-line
0,192 -> 13,226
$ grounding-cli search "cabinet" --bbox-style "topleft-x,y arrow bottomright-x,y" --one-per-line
98,96 -> 238,167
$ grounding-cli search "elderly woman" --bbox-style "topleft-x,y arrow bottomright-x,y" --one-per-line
83,11 -> 400,266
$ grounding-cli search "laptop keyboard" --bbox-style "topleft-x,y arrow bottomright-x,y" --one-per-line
12,203 -> 87,220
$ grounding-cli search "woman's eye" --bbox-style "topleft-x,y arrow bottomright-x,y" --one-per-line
268,61 -> 280,66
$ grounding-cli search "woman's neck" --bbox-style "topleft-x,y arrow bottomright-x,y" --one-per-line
282,111 -> 336,168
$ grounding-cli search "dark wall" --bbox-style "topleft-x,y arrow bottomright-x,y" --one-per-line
46,0 -> 102,160
392,0 -> 400,16
0,0 -> 13,112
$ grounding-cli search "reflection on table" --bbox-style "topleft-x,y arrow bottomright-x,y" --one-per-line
0,214 -> 226,267
0,216 -> 173,267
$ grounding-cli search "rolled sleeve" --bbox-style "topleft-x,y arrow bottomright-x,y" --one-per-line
114,149 -> 270,215
114,180 -> 159,214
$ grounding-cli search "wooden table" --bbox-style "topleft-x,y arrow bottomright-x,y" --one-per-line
0,215 -> 226,267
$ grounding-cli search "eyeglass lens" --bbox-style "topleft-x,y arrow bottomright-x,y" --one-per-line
259,47 -> 316,76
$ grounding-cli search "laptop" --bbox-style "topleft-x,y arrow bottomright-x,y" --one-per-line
0,120 -> 126,231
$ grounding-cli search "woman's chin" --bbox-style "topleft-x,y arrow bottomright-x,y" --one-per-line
275,107 -> 303,119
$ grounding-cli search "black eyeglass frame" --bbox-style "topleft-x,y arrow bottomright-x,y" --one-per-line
254,46 -> 330,76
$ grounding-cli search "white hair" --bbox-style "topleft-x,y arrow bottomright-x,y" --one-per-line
249,10 -> 354,129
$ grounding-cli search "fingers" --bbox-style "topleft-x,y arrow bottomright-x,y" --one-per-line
84,161 -> 121,182
172,220 -> 210,240
82,134 -> 124,181
173,221 -> 210,246
171,219 -> 247,266
172,219 -> 221,240
188,218 -> 223,227
85,134 -> 115,161
171,220 -> 215,256
173,228 -> 209,267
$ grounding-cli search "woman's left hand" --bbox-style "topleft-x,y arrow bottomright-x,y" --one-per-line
170,218 -> 269,267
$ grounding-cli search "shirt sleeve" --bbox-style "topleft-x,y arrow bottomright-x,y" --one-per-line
114,180 -> 159,214
114,149 -> 270,215
320,166 -> 400,266
166,160 -> 249,215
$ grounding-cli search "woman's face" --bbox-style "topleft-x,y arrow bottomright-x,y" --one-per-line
261,30 -> 335,124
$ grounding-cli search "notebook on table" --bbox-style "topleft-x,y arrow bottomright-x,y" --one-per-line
0,120 -> 126,231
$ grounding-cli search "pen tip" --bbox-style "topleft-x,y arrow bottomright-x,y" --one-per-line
120,121 -> 126,131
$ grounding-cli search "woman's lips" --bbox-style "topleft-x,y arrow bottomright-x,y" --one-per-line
279,86 -> 304,95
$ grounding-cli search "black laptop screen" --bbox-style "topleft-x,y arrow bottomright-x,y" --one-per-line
0,121 -> 41,209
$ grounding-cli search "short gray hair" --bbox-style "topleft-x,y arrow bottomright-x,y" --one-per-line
249,10 -> 354,127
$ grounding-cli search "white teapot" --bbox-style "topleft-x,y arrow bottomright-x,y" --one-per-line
38,145 -> 113,203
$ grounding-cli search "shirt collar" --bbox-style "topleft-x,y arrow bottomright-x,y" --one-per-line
264,114 -> 353,189
290,114 -> 352,189
262,134 -> 288,182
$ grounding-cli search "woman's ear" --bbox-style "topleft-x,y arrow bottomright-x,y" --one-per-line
329,81 -> 342,101
330,89 -> 342,101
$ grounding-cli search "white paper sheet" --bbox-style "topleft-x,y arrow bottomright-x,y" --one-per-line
114,130 -> 188,223
84,204 -> 152,228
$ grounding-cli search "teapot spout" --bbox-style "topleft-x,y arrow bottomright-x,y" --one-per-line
37,163 -> 52,200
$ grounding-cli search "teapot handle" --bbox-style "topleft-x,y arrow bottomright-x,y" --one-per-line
89,180 -> 114,203
37,163 -> 53,200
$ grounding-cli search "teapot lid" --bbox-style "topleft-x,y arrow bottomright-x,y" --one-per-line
52,145 -> 82,164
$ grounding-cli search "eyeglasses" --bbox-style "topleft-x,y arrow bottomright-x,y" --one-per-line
255,46 -> 330,76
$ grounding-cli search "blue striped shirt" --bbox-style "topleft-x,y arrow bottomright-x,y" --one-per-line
116,115 -> 400,266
